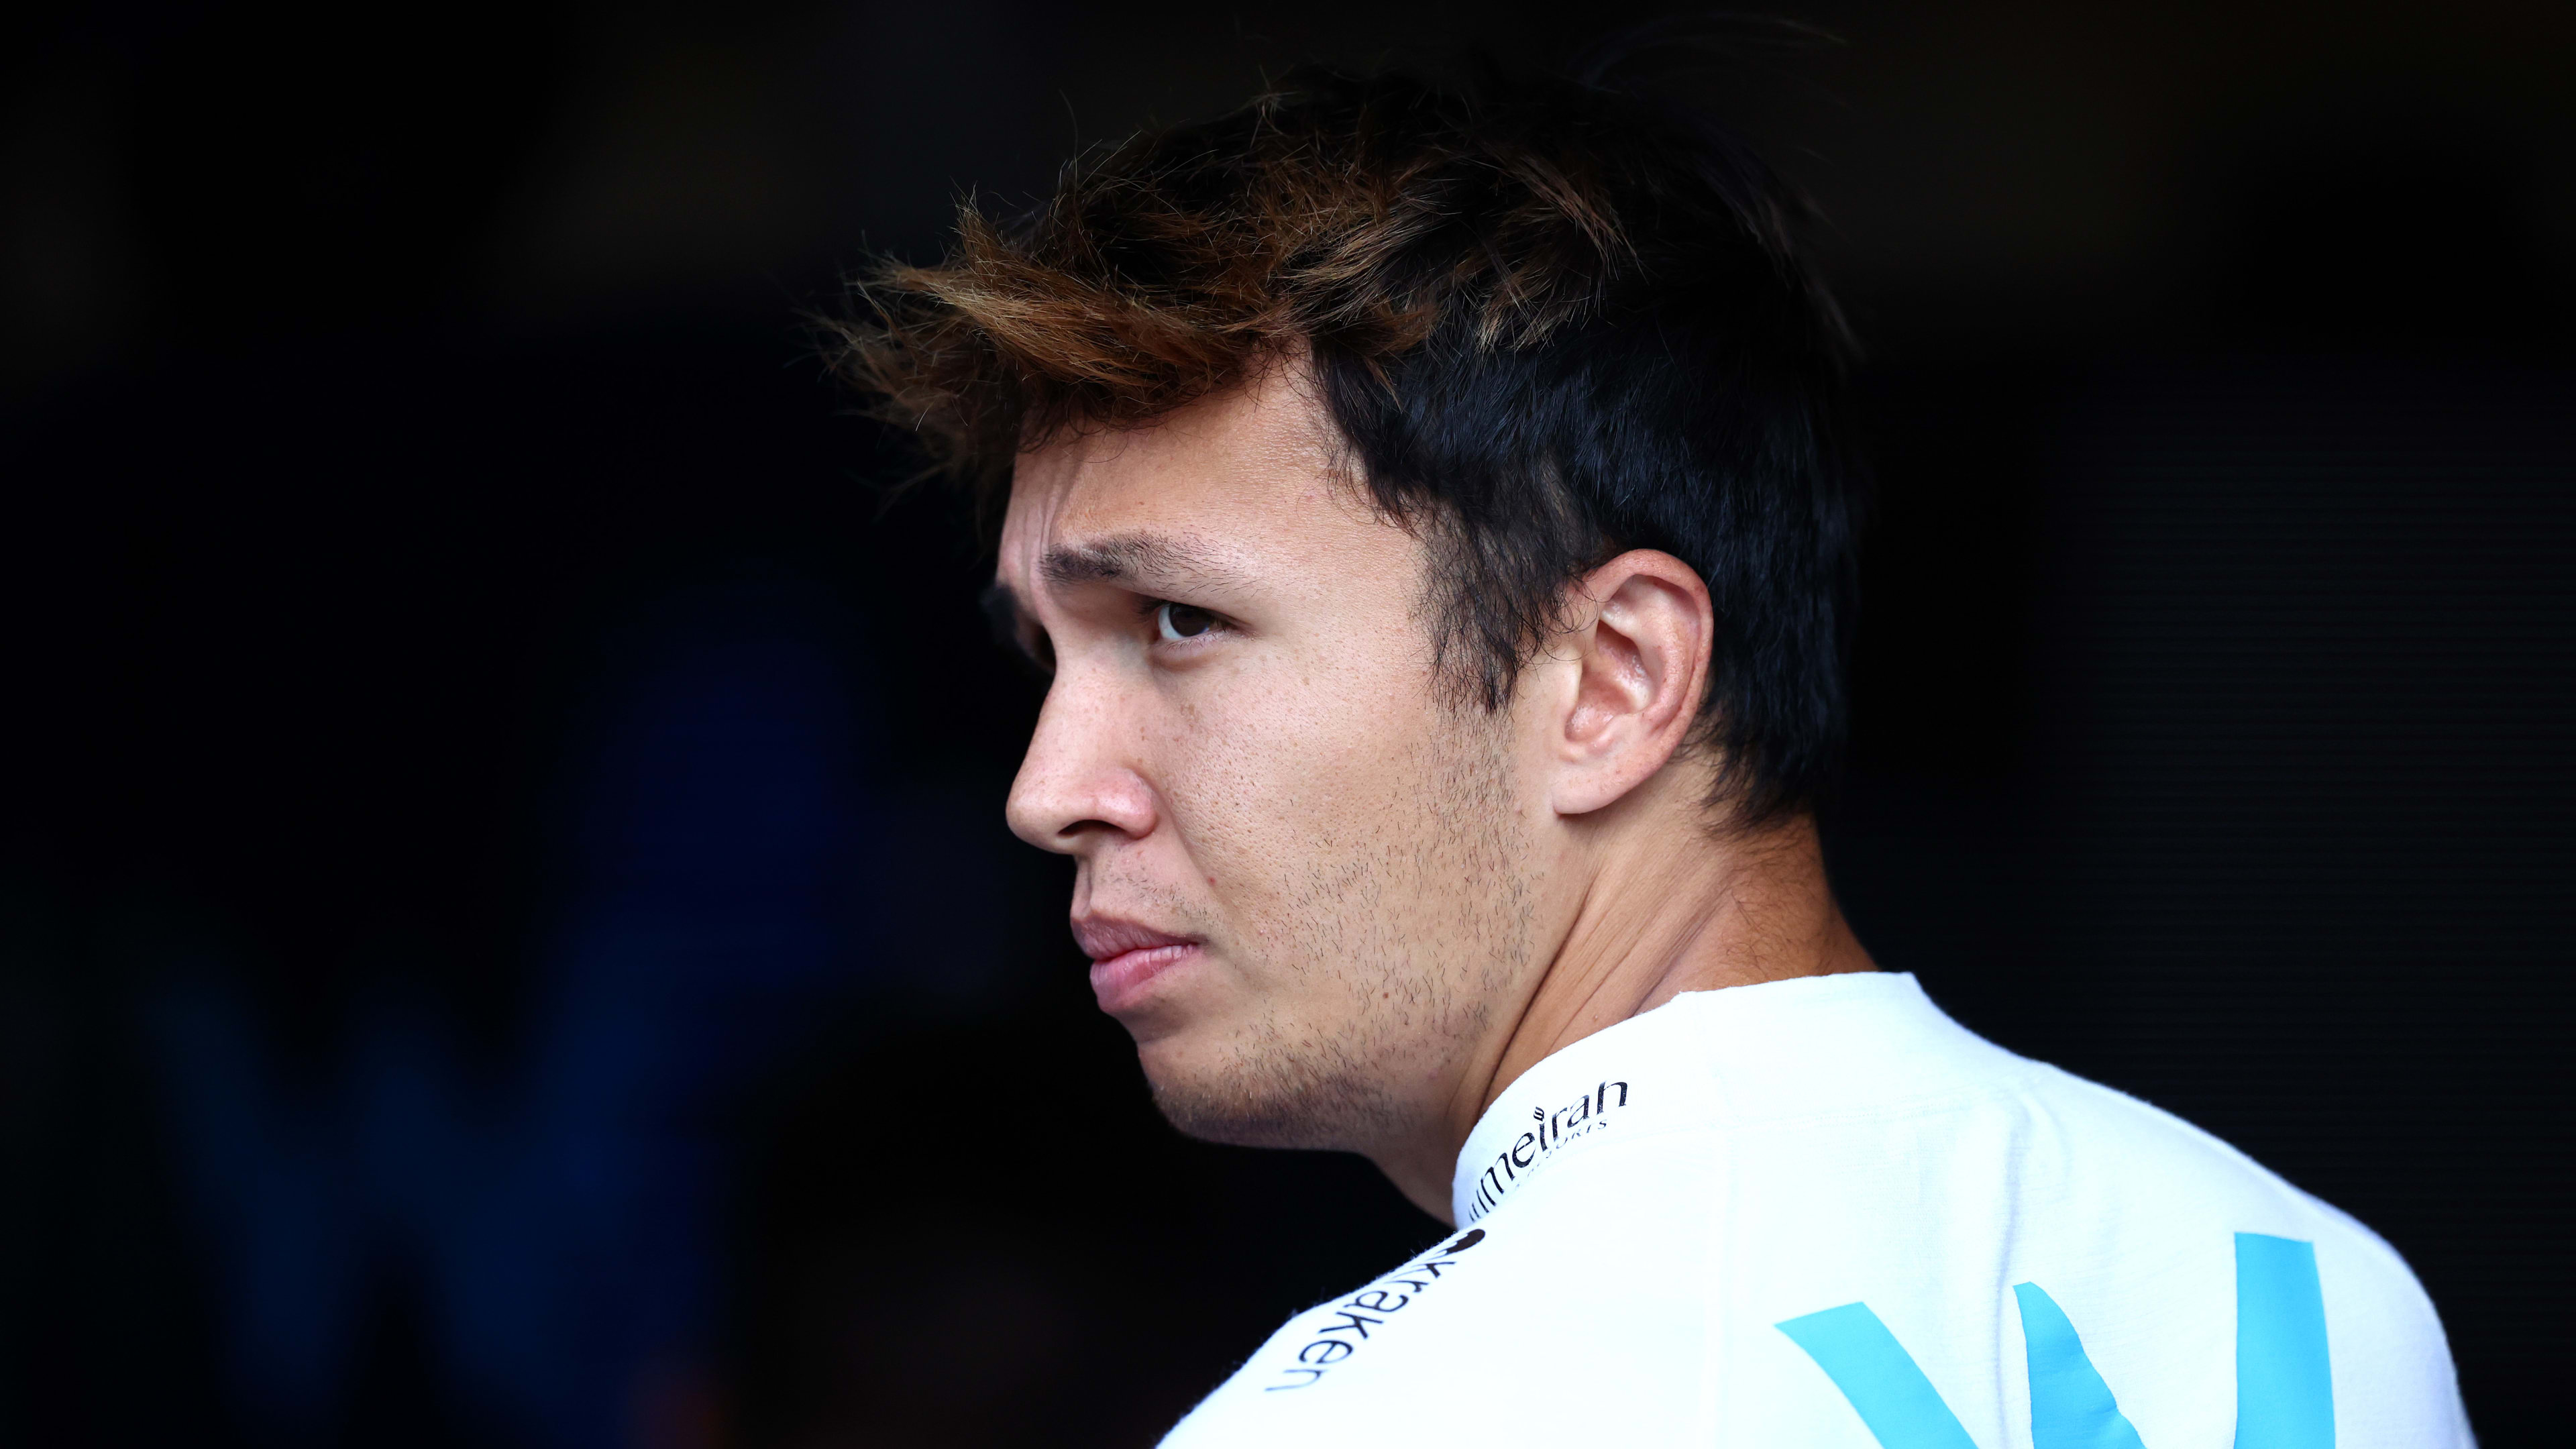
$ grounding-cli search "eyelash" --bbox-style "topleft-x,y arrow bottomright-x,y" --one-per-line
1144,598 -> 1228,644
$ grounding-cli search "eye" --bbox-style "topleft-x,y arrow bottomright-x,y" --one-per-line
1155,600 -> 1221,642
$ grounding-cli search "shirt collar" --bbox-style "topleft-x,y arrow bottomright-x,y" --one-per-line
1448,972 -> 1966,1224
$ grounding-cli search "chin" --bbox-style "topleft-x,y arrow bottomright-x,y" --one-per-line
1136,1030 -> 1405,1152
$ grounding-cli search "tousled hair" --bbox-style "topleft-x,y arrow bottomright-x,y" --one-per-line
830,56 -> 1864,826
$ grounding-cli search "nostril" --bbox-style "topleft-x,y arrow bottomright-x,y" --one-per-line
1006,759 -> 1157,849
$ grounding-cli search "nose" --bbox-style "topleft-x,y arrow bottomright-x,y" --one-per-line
1005,672 -> 1159,853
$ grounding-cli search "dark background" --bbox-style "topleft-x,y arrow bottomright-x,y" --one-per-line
3,2 -> 2569,1446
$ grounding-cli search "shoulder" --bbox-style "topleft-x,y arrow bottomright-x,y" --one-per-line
1805,1048 -> 2455,1338
1690,1029 -> 2470,1446
2012,1067 -> 2467,1438
1863,1060 -> 2471,1446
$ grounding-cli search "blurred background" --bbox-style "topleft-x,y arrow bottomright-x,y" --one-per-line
2,1 -> 2569,1445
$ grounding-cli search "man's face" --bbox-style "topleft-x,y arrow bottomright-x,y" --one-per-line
995,368 -> 1544,1150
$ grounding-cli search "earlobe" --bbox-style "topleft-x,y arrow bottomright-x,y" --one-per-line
1548,551 -> 1713,818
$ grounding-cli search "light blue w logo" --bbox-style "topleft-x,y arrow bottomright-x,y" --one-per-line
1776,1233 -> 2334,1449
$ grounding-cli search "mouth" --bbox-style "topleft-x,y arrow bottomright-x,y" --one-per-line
1073,916 -> 1204,1014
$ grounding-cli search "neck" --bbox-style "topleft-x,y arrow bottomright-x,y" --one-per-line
1369,798 -> 1875,1221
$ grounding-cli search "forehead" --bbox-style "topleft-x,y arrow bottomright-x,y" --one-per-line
996,368 -> 1395,595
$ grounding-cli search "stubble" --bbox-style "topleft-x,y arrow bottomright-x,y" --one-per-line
1148,703 -> 1540,1156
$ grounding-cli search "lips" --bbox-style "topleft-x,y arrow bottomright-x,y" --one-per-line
1073,916 -> 1203,1013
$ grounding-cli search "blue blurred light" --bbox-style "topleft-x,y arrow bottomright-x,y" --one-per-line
150,584 -> 911,1448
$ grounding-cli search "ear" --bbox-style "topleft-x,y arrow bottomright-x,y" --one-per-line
1544,549 -> 1714,818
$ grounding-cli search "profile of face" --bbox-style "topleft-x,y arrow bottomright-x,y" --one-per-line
994,366 -> 1554,1154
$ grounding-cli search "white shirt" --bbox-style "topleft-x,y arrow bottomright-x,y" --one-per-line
1159,972 -> 2469,1448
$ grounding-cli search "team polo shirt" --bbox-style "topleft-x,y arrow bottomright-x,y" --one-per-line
1159,971 -> 2469,1448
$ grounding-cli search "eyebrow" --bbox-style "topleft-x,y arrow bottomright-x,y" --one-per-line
982,531 -> 1251,666
1036,531 -> 1244,592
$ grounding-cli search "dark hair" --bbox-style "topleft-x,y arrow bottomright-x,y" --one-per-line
830,57 -> 1863,826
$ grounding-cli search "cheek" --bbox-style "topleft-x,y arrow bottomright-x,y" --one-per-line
1159,651 -> 1432,904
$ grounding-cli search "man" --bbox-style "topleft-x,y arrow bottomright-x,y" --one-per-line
835,59 -> 2469,1448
